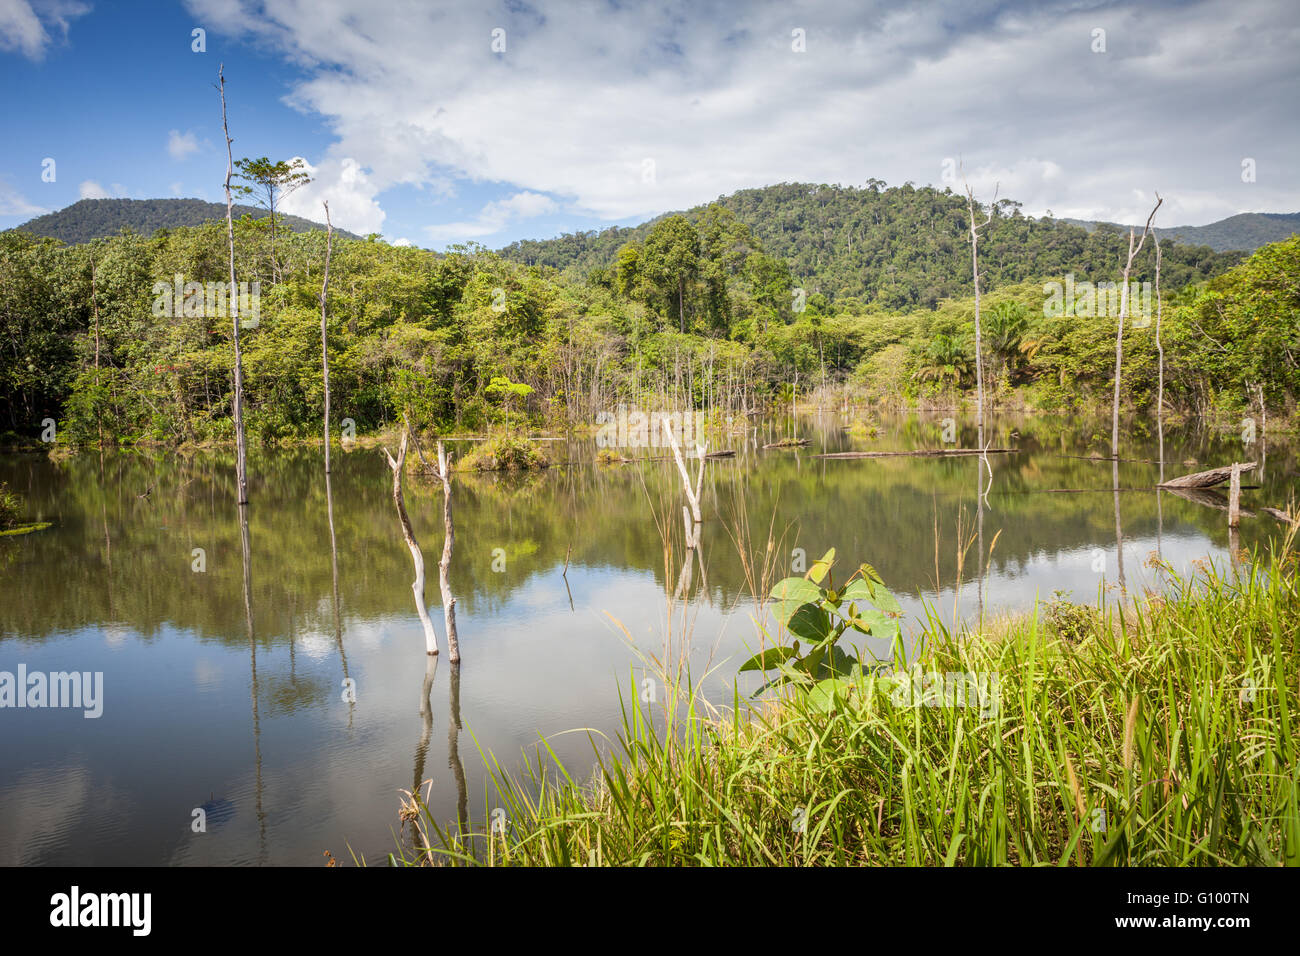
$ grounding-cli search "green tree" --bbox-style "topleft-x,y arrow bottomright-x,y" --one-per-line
641,215 -> 700,332
233,156 -> 312,282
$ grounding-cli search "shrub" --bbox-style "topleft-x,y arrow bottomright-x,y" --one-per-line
460,435 -> 549,471
0,483 -> 22,530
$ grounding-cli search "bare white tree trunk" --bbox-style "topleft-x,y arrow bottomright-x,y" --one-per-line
1112,195 -> 1163,458
1154,231 -> 1164,482
965,184 -> 994,459
435,441 -> 460,663
220,65 -> 249,505
662,417 -> 705,548
383,434 -> 439,656
320,201 -> 334,473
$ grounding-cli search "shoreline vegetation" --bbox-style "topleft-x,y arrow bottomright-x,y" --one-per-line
394,538 -> 1300,867
3,184 -> 1296,457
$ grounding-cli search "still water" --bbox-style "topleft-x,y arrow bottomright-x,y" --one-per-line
1,413 -> 1293,864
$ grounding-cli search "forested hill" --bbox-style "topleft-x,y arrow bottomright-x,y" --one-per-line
1064,211 -> 1300,253
11,198 -> 357,245
497,182 -> 1248,309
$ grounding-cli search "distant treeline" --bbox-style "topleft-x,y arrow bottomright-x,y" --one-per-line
11,198 -> 357,247
0,195 -> 1296,447
499,181 -> 1246,308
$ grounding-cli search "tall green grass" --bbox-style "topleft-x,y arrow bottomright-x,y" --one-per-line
403,546 -> 1300,866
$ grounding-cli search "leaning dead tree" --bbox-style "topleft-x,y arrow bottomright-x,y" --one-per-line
320,201 -> 334,473
1157,462 -> 1256,490
433,441 -> 460,663
1111,194 -> 1163,459
662,417 -> 707,548
383,433 -> 440,656
219,64 -> 250,505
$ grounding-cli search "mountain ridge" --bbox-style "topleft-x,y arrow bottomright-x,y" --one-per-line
10,198 -> 360,245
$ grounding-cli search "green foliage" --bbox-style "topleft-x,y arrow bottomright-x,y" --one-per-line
0,482 -> 21,529
0,192 -> 1295,446
460,435 -> 549,471
740,548 -> 903,708
409,546 -> 1300,866
1043,590 -> 1102,644
499,182 -> 1245,307
10,198 -> 352,246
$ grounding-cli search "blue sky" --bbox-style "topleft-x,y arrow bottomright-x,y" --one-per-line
2,0 -> 1297,249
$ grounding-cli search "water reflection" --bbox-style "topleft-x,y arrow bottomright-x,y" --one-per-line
1,412 -> 1296,864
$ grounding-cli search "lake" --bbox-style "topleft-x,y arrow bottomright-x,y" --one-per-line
0,411 -> 1292,865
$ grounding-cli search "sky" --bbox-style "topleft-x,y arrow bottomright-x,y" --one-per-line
1,0 -> 1297,249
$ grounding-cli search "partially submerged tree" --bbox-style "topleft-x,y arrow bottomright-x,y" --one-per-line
1110,194 -> 1162,458
320,201 -> 334,472
219,65 -> 250,505
383,433 -> 440,656
964,181 -> 998,468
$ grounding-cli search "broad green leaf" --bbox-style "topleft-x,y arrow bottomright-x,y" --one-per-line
807,678 -> 851,713
787,602 -> 833,643
770,576 -> 823,625
738,646 -> 798,673
807,547 -> 836,584
818,644 -> 860,679
858,562 -> 884,585
840,579 -> 873,603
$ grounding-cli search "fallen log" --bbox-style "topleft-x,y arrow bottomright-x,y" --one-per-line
704,449 -> 736,459
812,447 -> 1018,460
763,439 -> 810,449
1157,462 -> 1256,489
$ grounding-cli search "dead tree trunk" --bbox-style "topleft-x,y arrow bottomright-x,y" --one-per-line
320,201 -> 334,473
1158,462 -> 1256,489
220,64 -> 249,505
965,182 -> 996,463
1111,195 -> 1162,459
662,417 -> 706,548
1154,231 -> 1165,482
383,433 -> 439,656
1227,463 -> 1243,529
435,441 -> 460,663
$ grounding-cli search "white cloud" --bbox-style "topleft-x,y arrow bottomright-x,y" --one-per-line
425,191 -> 558,241
277,155 -> 385,234
187,0 -> 1300,228
167,129 -> 200,161
169,181 -> 183,196
0,179 -> 45,218
78,179 -> 110,199
0,0 -> 89,60
390,237 -> 411,247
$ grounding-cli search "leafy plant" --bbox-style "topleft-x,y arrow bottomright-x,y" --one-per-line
484,375 -> 534,432
740,548 -> 903,711
0,482 -> 21,530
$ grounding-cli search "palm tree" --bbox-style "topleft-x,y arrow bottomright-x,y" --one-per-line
985,301 -> 1030,385
915,333 -> 972,390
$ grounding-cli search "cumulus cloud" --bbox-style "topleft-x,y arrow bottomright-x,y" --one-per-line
425,191 -> 557,241
0,0 -> 88,60
0,178 -> 45,218
277,155 -> 385,234
78,179 -> 110,199
167,129 -> 201,161
186,0 -> 1300,228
